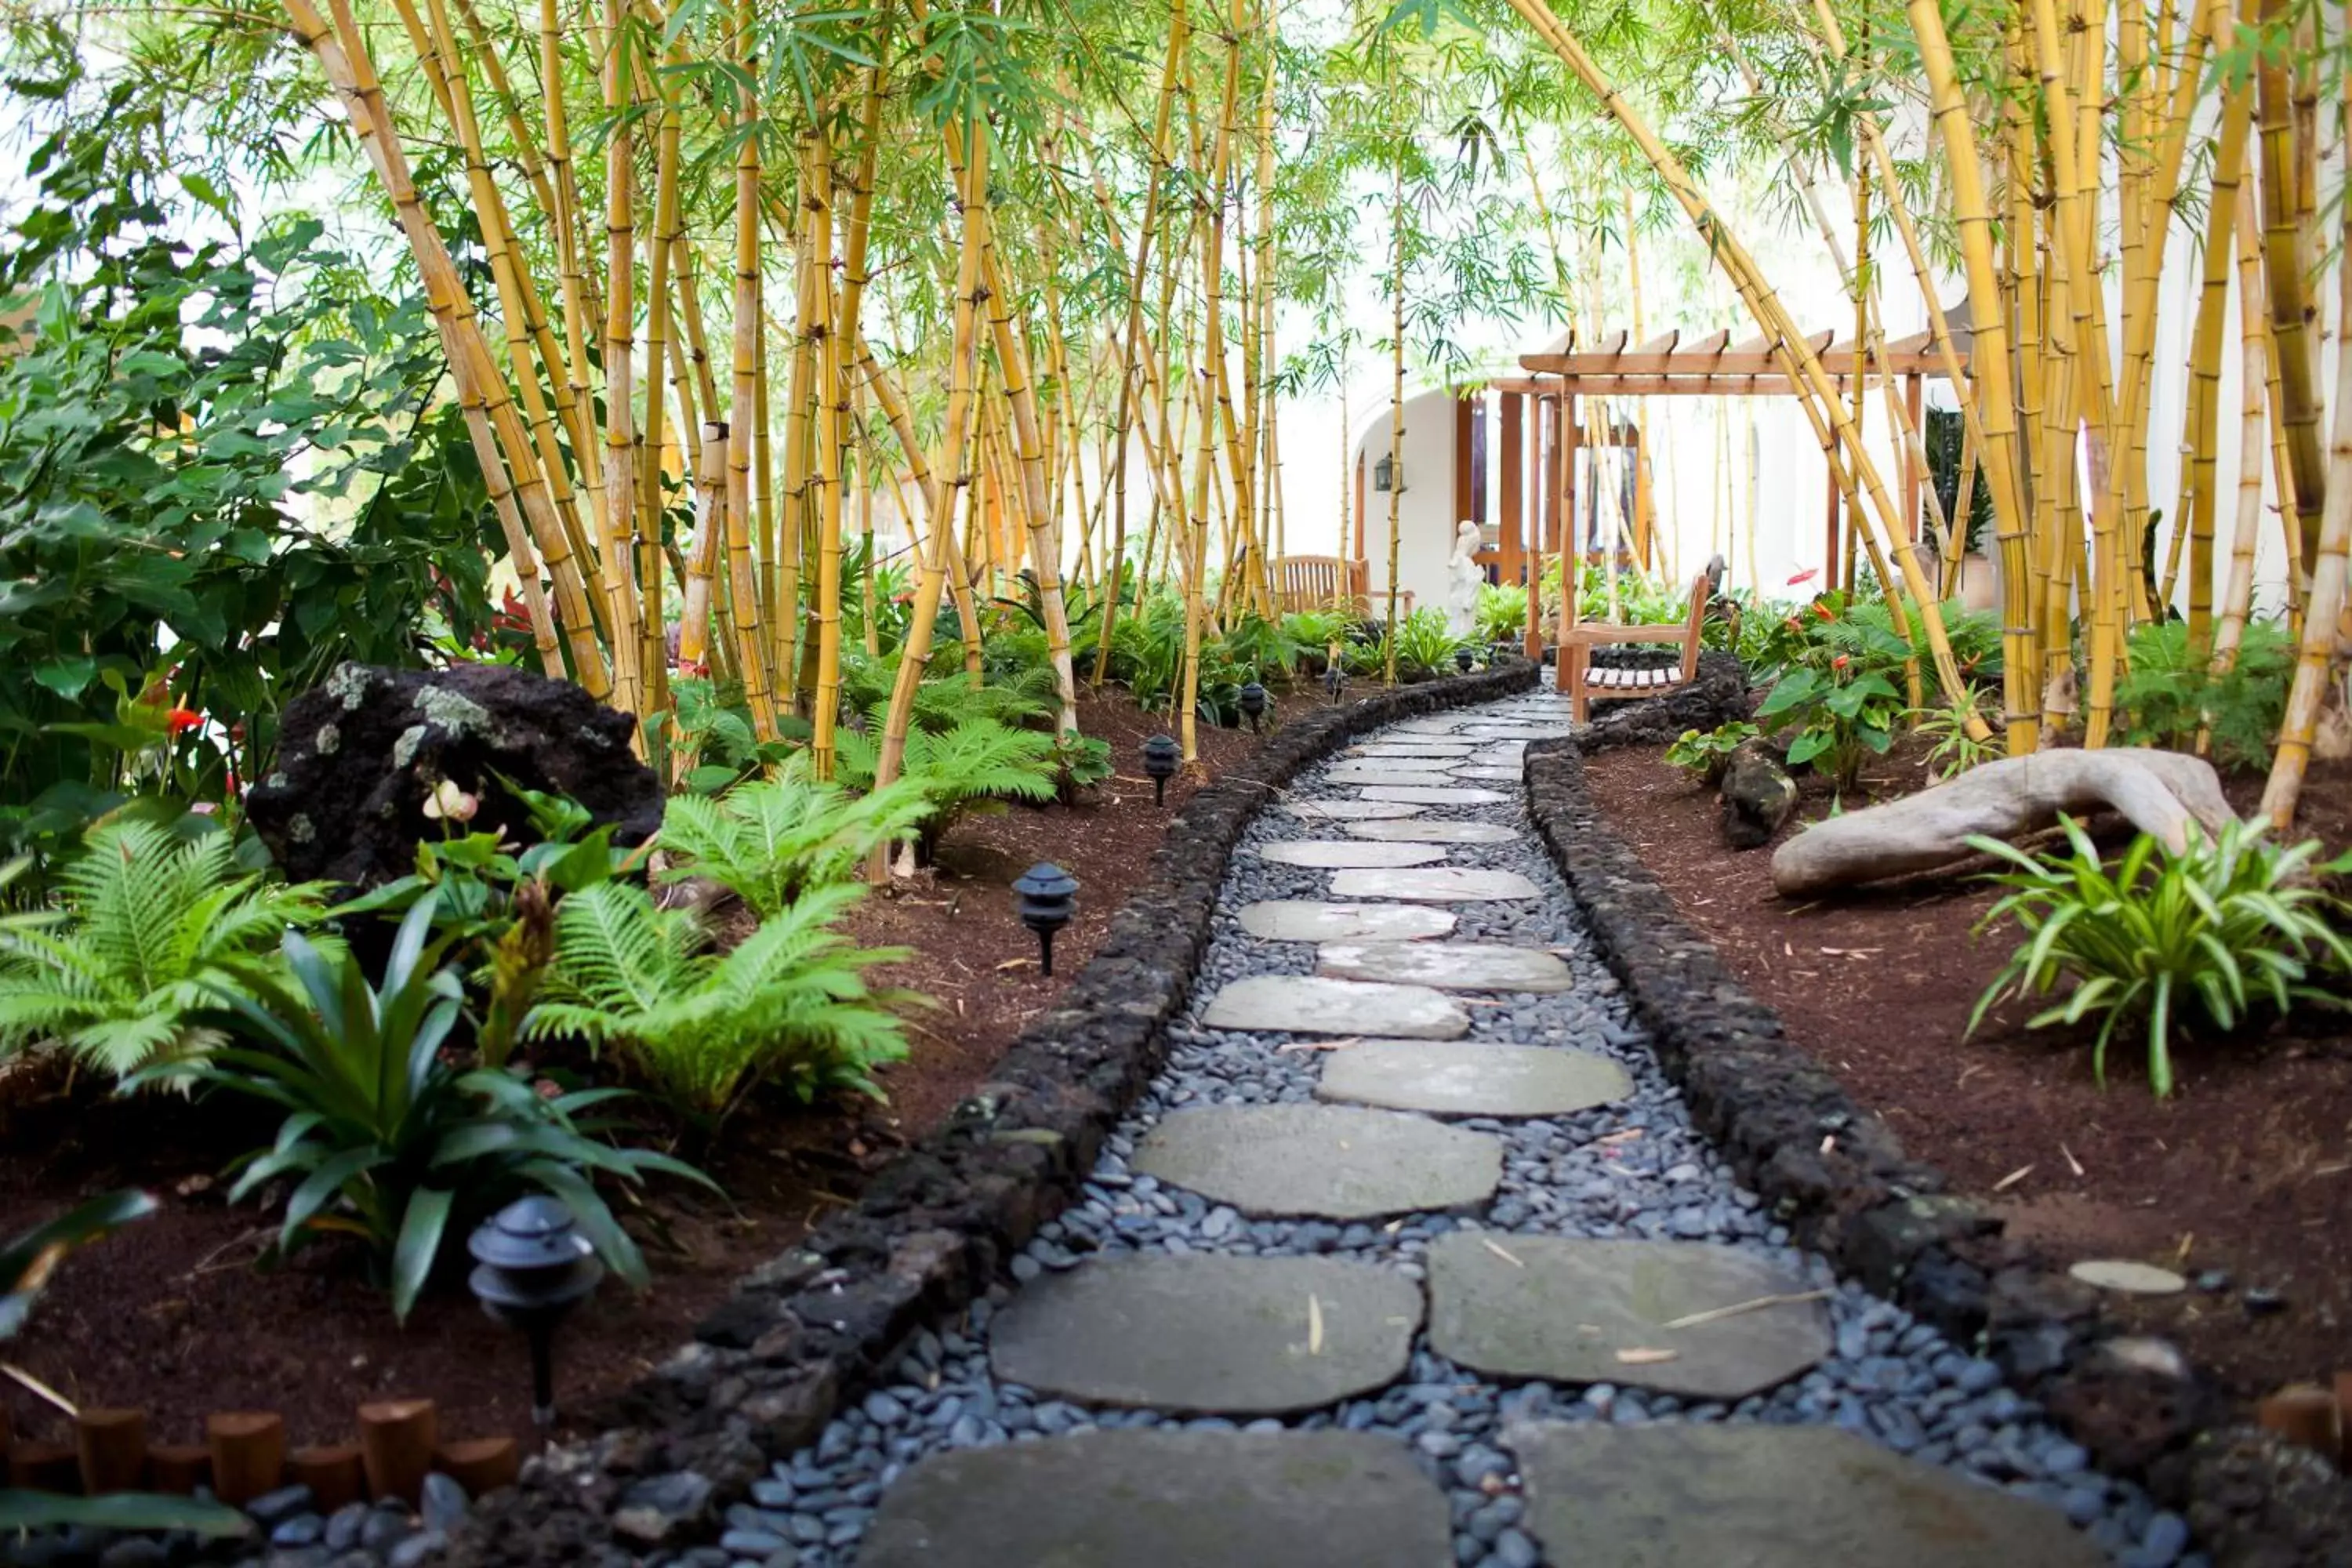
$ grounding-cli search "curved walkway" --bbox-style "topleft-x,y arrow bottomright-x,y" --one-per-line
710,692 -> 2192,1568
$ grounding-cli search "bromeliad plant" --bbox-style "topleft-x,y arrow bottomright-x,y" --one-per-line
0,818 -> 330,1080
1966,818 -> 2352,1098
528,881 -> 914,1125
164,896 -> 708,1319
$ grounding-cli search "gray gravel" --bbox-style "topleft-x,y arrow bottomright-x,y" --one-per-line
666,697 -> 2197,1568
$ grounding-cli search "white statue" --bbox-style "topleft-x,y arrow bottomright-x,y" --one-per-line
1446,519 -> 1484,636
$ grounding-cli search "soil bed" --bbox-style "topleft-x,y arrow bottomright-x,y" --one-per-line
0,684 -> 1266,1455
1581,739 -> 2352,1405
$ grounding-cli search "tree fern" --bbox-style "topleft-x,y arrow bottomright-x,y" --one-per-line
0,822 -> 330,1080
658,770 -> 933,917
530,881 -> 916,1121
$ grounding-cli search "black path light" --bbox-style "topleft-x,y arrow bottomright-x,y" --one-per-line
1141,733 -> 1181,805
1454,647 -> 1476,673
468,1195 -> 604,1426
1237,681 -> 1269,733
1324,663 -> 1346,705
1012,862 -> 1078,977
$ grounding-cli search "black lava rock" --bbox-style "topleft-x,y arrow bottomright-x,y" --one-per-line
246,662 -> 661,886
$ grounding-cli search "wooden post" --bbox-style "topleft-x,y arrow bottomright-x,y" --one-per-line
148,1444 -> 212,1494
75,1408 -> 148,1494
205,1412 -> 285,1506
358,1398 -> 439,1506
9,1441 -> 80,1492
1501,393 -> 1532,657
1557,392 -> 1581,689
1823,452 -> 1842,586
290,1443 -> 368,1512
2257,1385 -> 2343,1460
434,1436 -> 521,1496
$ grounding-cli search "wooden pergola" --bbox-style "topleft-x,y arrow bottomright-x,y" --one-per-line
1485,320 -> 1970,676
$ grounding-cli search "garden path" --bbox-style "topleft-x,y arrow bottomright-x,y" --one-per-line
715,694 -> 2191,1568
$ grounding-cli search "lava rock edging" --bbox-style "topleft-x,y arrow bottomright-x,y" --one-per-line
436,659 -> 1537,1568
1523,726 -> 2352,1567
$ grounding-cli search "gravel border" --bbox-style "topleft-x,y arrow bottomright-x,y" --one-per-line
435,659 -> 1539,1568
1523,722 -> 2352,1568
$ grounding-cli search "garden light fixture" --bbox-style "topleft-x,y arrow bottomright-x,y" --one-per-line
1141,734 -> 1181,805
1238,681 -> 1268,733
1454,648 -> 1475,673
1373,454 -> 1399,492
1011,862 -> 1079,977
467,1195 -> 604,1426
1324,664 -> 1346,705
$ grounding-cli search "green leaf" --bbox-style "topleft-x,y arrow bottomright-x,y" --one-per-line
31,656 -> 96,699
390,1186 -> 453,1321
0,1488 -> 253,1536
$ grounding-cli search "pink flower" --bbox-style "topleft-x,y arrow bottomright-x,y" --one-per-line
1787,568 -> 1819,586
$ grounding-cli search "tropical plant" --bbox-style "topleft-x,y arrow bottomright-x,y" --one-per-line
165,897 -> 705,1318
1280,608 -> 1355,669
657,771 -> 933,918
1754,662 -> 1905,793
1054,730 -> 1115,800
1387,608 -> 1466,677
1473,583 -> 1532,646
835,718 -> 1059,859
1967,818 -> 2352,1098
2117,619 -> 2296,771
1910,695 -> 2002,782
1663,721 -> 1760,786
0,1189 -> 254,1536
0,818 -> 328,1079
529,880 -> 913,1123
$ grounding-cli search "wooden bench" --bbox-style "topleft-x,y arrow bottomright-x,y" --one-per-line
1272,555 -> 1410,617
1557,572 -> 1711,721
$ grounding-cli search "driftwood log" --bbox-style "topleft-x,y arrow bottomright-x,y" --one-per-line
1770,749 -> 2238,897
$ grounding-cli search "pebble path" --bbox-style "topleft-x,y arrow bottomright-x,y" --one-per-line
691,692 -> 2199,1568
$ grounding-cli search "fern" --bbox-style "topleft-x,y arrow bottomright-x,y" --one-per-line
0,822 -> 330,1079
657,769 -> 933,917
834,718 -> 1058,858
530,881 -> 915,1120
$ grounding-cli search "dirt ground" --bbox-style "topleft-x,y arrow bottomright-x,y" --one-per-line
0,684 -> 1266,1454
1583,739 -> 2352,1405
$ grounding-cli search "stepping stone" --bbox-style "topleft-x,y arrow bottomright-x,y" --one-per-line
1134,1103 -> 1503,1218
1330,866 -> 1541,901
2069,1259 -> 2188,1295
1392,719 -> 1468,735
987,1254 -> 1425,1414
1282,799 -> 1425,821
1504,1424 -> 2105,1568
1447,766 -> 1525,782
1351,741 -> 1478,756
1357,786 -> 1510,804
1200,974 -> 1469,1037
1257,840 -> 1450,869
1342,819 -> 1517,844
1425,1234 -> 1831,1398
861,1428 -> 1452,1568
1318,940 -> 1573,993
1321,765 -> 1463,788
1317,1040 -> 1633,1117
1236,900 -> 1457,942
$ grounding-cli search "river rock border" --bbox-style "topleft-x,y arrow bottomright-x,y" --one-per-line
437,659 -> 1538,1568
1523,712 -> 2352,1567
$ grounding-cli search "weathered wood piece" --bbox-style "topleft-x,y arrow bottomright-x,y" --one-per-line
1771,750 -> 2238,897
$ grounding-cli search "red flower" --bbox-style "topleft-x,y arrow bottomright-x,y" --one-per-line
1813,602 -> 1835,622
165,708 -> 204,735
1832,655 -> 1850,670
1787,568 -> 1819,586
1784,615 -> 1804,632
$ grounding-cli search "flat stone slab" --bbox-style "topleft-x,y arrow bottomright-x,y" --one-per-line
1200,974 -> 1469,1037
1257,840 -> 1450,869
1321,765 -> 1464,788
1356,786 -> 1510,804
861,1428 -> 1453,1568
1317,1040 -> 1632,1117
1281,799 -> 1425,821
1343,819 -> 1518,844
1318,941 -> 1574,993
1425,1233 -> 1831,1398
2069,1259 -> 2188,1294
1350,741 -> 1479,757
1329,866 -> 1542,901
987,1254 -> 1425,1414
1392,719 -> 1469,735
1447,765 -> 1526,782
1134,1103 -> 1503,1218
1236,901 -> 1457,942
1505,1424 -> 2105,1568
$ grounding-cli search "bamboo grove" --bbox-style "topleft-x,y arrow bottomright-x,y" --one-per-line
46,0 -> 2347,828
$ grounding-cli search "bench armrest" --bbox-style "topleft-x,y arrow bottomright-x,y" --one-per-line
1565,622 -> 1693,645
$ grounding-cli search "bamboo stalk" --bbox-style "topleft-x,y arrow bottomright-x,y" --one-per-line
2256,0 -> 2326,576
597,0 -> 644,722
2214,195 -> 2279,676
809,114 -> 844,781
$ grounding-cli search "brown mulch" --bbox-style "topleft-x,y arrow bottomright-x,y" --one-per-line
1583,738 -> 2352,1406
0,684 -> 1269,1457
